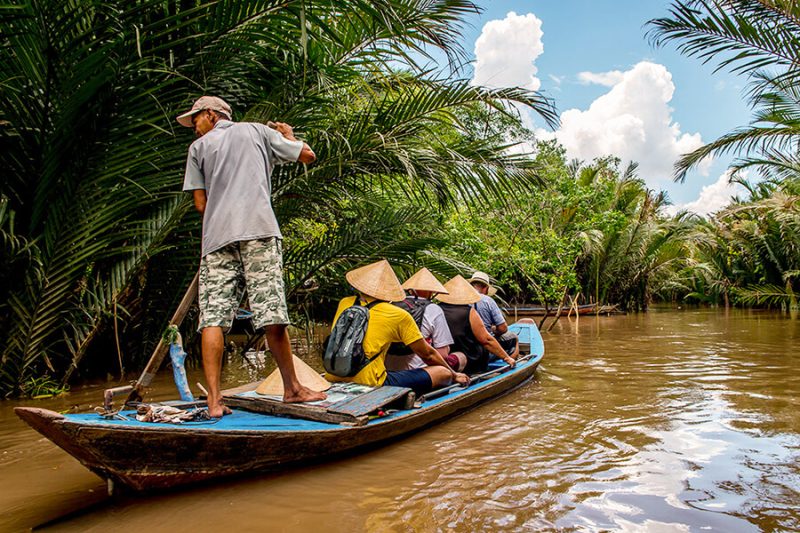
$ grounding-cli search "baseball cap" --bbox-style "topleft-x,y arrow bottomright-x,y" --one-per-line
176,96 -> 232,127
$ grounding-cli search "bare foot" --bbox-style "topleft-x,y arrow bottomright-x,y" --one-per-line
283,386 -> 327,403
208,402 -> 232,418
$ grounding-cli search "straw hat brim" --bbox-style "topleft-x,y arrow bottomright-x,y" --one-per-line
435,275 -> 482,305
401,267 -> 449,294
255,355 -> 331,396
345,259 -> 406,302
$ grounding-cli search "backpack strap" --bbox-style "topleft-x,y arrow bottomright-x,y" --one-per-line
353,295 -> 383,310
350,296 -> 384,369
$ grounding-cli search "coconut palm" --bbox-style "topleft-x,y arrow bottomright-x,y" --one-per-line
0,1 -> 557,396
576,165 -> 695,311
648,0 -> 800,180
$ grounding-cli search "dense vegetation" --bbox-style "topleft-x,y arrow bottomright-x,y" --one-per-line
648,0 -> 800,309
0,0 -> 797,397
0,0 -> 556,397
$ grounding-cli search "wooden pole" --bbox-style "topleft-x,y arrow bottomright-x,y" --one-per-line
419,354 -> 534,403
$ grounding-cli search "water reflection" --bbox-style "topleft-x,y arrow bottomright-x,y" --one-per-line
0,309 -> 798,531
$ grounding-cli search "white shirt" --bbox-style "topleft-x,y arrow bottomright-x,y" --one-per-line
385,303 -> 454,370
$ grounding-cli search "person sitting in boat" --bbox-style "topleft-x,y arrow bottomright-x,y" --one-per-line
468,271 -> 519,361
385,268 -> 468,373
326,260 -> 470,395
437,275 -> 517,374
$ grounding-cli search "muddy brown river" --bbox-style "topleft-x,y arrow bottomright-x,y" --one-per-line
1,308 -> 798,532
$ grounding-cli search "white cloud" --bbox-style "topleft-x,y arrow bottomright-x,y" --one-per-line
664,170 -> 745,217
537,62 -> 710,186
577,70 -> 624,87
472,11 -> 544,91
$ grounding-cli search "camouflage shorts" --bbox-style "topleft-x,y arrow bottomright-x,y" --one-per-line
198,237 -> 289,331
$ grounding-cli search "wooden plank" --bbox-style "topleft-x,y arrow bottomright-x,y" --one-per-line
327,386 -> 411,417
221,381 -> 260,396
223,396 -> 368,426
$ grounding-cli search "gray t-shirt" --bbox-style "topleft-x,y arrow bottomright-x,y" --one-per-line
473,294 -> 506,333
182,120 -> 304,256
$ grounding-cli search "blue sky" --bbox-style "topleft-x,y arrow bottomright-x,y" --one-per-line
453,1 -> 753,213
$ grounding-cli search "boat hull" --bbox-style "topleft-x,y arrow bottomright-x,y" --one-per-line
16,356 -> 541,492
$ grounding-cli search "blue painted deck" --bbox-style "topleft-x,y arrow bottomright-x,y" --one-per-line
65,323 -> 544,434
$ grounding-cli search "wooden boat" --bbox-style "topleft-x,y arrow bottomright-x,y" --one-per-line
15,321 -> 544,493
502,303 -> 598,317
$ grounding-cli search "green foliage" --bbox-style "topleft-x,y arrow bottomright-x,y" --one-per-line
648,2 -> 800,310
648,1 -> 800,181
0,1 -> 556,396
438,140 -> 691,311
21,376 -> 69,399
678,180 -> 800,309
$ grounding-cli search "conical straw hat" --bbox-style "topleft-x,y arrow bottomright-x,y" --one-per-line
435,275 -> 482,305
345,259 -> 406,302
255,354 -> 331,395
401,267 -> 449,294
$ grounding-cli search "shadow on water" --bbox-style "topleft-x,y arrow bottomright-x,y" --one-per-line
1,309 -> 798,532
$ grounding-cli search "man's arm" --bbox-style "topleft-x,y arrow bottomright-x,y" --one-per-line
470,309 -> 515,366
271,122 -> 316,164
408,338 -> 469,385
297,145 -> 316,164
193,189 -> 207,214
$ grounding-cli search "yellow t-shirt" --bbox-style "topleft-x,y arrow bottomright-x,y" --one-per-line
325,296 -> 423,386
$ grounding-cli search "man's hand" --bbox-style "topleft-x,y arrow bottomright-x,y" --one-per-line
453,372 -> 470,385
504,356 -> 516,368
269,120 -> 316,164
268,121 -> 296,140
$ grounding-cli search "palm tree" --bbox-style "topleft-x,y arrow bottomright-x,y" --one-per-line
0,1 -> 557,396
648,0 -> 800,180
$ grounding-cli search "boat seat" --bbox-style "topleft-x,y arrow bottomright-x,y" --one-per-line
223,383 -> 413,426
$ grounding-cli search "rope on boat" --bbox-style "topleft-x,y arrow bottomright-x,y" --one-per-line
94,403 -> 222,425
94,406 -> 130,421
134,404 -> 214,424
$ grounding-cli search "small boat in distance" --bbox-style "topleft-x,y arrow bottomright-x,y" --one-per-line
15,321 -> 544,493
502,303 -> 599,317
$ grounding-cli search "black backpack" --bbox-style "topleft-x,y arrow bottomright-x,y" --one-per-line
387,297 -> 432,356
394,297 -> 432,326
323,298 -> 382,377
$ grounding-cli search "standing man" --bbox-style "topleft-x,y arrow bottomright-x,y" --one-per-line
177,95 -> 325,416
468,271 -> 519,360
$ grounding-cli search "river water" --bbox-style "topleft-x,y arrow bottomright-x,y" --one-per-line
1,308 -> 798,532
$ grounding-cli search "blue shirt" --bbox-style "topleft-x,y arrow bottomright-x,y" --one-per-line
183,120 -> 303,256
473,294 -> 506,332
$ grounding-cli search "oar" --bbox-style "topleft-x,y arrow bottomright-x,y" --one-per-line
418,353 -> 535,403
102,272 -> 199,411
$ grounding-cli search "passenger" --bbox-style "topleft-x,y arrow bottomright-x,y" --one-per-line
437,275 -> 517,374
326,260 -> 470,395
385,268 -> 467,373
468,271 -> 520,360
